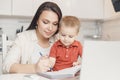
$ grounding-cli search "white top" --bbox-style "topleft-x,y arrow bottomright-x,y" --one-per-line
3,30 -> 53,73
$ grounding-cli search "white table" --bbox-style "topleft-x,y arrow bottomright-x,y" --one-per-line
0,74 -> 50,80
0,73 -> 80,80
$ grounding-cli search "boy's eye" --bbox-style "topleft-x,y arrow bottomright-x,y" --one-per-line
69,35 -> 73,38
61,34 -> 66,36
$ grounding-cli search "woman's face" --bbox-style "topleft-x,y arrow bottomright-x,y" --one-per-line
36,10 -> 58,39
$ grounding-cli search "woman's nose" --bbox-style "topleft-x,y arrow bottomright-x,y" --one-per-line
48,25 -> 53,31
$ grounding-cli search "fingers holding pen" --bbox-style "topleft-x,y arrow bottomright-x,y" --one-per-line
40,56 -> 49,60
35,57 -> 51,73
39,52 -> 49,59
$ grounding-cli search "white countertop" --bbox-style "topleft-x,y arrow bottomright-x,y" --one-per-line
0,73 -> 80,80
0,74 -> 50,80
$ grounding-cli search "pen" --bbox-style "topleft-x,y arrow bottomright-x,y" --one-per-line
39,52 -> 43,56
49,67 -> 53,71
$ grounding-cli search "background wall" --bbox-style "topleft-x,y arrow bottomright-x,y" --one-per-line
102,18 -> 120,41
0,54 -> 2,74
0,17 -> 31,40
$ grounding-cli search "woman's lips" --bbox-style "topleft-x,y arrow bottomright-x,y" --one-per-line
45,31 -> 53,35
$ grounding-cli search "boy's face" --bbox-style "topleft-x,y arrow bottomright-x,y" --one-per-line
59,26 -> 78,47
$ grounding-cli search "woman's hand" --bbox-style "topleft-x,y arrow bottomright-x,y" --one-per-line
35,56 -> 51,73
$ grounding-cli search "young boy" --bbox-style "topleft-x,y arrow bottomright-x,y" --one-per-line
49,16 -> 82,71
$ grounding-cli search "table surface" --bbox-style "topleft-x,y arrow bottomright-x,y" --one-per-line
0,73 -> 80,80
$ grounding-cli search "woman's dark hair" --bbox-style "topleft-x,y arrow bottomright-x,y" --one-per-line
26,1 -> 62,34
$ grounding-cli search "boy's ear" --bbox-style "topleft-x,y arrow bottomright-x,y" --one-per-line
76,32 -> 79,36
74,35 -> 77,39
75,33 -> 79,39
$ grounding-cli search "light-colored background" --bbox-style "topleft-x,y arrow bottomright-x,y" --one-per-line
0,0 -> 120,75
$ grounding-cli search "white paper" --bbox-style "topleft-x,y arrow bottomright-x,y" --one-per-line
38,65 -> 81,79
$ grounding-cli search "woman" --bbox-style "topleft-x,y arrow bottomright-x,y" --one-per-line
3,1 -> 62,74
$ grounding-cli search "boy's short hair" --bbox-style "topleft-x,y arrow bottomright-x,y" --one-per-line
59,16 -> 80,33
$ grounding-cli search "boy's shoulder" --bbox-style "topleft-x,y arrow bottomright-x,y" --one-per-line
74,40 -> 82,44
53,40 -> 61,44
52,40 -> 62,46
52,40 -> 82,47
74,40 -> 83,48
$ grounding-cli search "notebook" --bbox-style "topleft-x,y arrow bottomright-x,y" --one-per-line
80,40 -> 120,80
38,65 -> 81,79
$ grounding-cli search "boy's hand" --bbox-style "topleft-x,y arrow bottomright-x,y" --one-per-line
73,61 -> 81,67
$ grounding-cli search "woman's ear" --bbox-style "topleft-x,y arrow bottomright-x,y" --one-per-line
36,20 -> 39,26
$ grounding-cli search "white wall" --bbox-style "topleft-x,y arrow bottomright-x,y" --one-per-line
102,18 -> 120,41
78,20 -> 101,44
0,54 -> 2,75
0,17 -> 31,40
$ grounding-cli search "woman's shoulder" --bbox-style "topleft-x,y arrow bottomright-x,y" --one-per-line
18,30 -> 35,35
16,30 -> 37,41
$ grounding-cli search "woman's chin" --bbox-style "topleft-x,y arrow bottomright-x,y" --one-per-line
44,32 -> 55,38
44,34 -> 53,38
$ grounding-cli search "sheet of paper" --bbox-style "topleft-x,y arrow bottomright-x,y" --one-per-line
38,65 -> 81,79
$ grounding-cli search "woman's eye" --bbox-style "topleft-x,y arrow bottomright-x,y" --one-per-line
53,23 -> 58,26
43,21 -> 48,24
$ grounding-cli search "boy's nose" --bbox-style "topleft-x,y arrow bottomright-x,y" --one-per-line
64,36 -> 68,40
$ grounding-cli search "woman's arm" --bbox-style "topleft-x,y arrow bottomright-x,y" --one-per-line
9,63 -> 36,73
9,56 -> 51,73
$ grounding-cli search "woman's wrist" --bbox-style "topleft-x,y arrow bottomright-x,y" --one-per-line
33,64 -> 37,73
